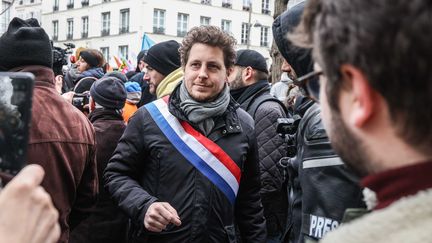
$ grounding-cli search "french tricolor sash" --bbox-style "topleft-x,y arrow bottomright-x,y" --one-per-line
145,97 -> 241,204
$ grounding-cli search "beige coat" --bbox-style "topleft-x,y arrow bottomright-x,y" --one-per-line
320,188 -> 432,243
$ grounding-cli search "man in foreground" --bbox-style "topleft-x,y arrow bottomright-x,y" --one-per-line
290,0 -> 432,241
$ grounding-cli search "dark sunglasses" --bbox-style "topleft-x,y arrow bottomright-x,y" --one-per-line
293,70 -> 323,102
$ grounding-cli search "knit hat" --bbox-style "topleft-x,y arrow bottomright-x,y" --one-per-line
235,49 -> 268,74
90,77 -> 127,109
80,50 -> 100,68
0,17 -> 52,71
144,40 -> 180,76
104,71 -> 128,83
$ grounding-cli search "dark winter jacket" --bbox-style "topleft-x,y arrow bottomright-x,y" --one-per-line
70,109 -> 128,243
14,65 -> 98,243
231,80 -> 287,236
284,103 -> 364,243
74,67 -> 104,84
273,3 -> 365,242
104,84 -> 267,243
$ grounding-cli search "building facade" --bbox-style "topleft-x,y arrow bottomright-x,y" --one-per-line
7,0 -> 276,68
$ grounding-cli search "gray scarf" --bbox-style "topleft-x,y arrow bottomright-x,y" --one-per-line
179,81 -> 230,135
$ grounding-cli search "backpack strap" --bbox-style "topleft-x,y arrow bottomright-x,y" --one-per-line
246,90 -> 288,117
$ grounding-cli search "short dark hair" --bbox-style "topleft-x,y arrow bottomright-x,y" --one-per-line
179,25 -> 236,70
290,0 -> 432,154
255,70 -> 268,81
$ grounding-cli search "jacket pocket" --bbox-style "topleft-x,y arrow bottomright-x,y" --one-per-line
224,225 -> 237,243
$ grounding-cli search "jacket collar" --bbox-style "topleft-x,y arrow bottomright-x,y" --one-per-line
88,108 -> 124,123
10,65 -> 55,87
168,82 -> 242,134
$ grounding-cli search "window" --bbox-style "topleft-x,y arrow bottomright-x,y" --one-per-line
221,19 -> 231,33
30,0 -> 34,3
260,26 -> 269,47
67,18 -> 74,40
101,12 -> 110,36
67,0 -> 74,9
119,9 -> 129,34
0,1 -> 11,33
153,9 -> 165,34
103,0 -> 110,2
100,47 -> 109,63
81,0 -> 89,7
177,13 -> 188,37
243,0 -> 251,11
52,20 -> 58,40
222,0 -> 232,8
261,0 -> 270,14
81,16 -> 88,38
201,0 -> 211,5
200,16 -> 210,26
241,23 -> 250,45
118,45 -> 128,59
53,0 -> 59,11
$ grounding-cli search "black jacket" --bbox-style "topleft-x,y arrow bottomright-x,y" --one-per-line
233,81 -> 288,236
284,103 -> 364,243
70,109 -> 128,243
104,84 -> 266,243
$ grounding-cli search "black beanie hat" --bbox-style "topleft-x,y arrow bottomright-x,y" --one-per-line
235,49 -> 268,73
80,50 -> 100,68
104,71 -> 128,83
90,77 -> 127,109
0,17 -> 53,71
144,40 -> 180,76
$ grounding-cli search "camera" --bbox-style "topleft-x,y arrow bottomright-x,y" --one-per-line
277,115 -> 301,158
277,115 -> 301,136
72,92 -> 90,112
52,42 -> 75,76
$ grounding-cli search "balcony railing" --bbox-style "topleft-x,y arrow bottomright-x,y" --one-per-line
222,2 -> 232,8
81,32 -> 88,38
201,0 -> 211,5
262,9 -> 271,14
101,29 -> 110,36
153,27 -> 165,34
53,5 -> 59,11
66,34 -> 73,40
177,30 -> 187,37
242,5 -> 250,11
52,35 -> 58,41
260,41 -> 268,47
119,27 -> 129,34
81,0 -> 89,7
66,3 -> 74,9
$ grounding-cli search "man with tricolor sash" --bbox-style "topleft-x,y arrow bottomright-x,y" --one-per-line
104,25 -> 266,243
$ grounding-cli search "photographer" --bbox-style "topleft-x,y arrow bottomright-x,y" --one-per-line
273,3 -> 364,242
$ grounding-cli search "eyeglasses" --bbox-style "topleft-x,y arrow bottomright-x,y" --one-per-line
293,70 -> 323,102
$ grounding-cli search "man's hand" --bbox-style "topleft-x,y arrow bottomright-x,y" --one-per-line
0,164 -> 60,243
61,91 -> 75,103
144,202 -> 181,232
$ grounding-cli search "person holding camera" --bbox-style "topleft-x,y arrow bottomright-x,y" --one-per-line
70,77 -> 128,243
272,2 -> 365,242
0,17 -> 98,243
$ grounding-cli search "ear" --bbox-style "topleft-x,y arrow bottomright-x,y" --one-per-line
340,64 -> 378,128
243,67 -> 255,84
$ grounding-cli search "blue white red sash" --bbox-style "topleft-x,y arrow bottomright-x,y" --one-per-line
145,97 -> 241,204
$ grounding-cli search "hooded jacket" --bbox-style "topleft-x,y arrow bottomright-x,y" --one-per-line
104,83 -> 266,243
273,2 -> 365,243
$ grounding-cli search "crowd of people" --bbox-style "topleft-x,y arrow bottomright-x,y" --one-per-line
0,0 -> 431,242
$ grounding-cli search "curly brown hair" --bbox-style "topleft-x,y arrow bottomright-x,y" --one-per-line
179,25 -> 236,70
